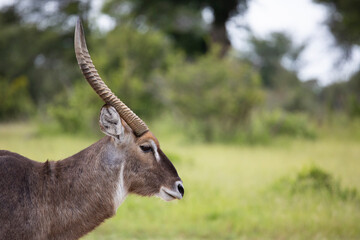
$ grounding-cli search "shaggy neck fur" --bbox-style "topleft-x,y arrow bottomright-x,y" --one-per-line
35,136 -> 126,239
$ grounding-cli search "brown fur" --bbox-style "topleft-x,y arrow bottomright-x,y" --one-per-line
0,107 -> 182,239
0,138 -> 113,239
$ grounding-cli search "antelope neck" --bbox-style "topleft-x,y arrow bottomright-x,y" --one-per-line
38,136 -> 125,239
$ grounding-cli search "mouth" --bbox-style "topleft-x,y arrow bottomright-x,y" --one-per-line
157,187 -> 183,201
164,190 -> 177,199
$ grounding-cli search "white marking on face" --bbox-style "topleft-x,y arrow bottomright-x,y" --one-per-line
149,140 -> 160,162
114,162 -> 127,211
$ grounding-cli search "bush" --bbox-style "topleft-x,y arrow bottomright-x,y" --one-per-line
94,25 -> 173,120
47,81 -> 100,134
244,110 -> 316,144
273,165 -> 358,201
0,76 -> 34,120
46,25 -> 173,134
164,48 -> 263,142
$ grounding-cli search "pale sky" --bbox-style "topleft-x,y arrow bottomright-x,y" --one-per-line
227,0 -> 360,85
1,0 -> 359,85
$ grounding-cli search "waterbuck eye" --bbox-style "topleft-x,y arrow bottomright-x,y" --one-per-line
140,145 -> 152,153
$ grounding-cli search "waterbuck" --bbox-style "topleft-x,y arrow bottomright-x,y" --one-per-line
0,19 -> 184,240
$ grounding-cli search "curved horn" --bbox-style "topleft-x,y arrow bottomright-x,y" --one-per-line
74,18 -> 149,136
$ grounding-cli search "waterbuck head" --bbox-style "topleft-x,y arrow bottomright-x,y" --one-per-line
74,19 -> 184,202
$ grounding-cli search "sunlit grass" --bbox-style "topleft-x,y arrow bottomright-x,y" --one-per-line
1,122 -> 359,239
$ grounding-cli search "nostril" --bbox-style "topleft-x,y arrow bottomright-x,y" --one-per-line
177,183 -> 184,197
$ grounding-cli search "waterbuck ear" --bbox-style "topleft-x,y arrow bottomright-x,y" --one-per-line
99,105 -> 124,141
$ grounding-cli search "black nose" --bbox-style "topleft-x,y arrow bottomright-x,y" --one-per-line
177,182 -> 184,197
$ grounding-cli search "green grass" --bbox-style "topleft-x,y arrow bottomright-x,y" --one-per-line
1,122 -> 360,239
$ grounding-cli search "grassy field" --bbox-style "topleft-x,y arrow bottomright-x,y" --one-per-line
0,122 -> 360,239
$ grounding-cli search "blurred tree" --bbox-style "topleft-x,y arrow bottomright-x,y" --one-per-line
0,76 -> 34,120
12,0 -> 90,29
48,24 -> 174,133
164,48 -> 263,141
313,0 -> 360,118
247,32 -> 305,88
321,71 -> 360,118
347,72 -> 360,117
94,25 -> 173,119
0,0 -> 90,119
320,81 -> 348,116
314,0 -> 360,57
103,0 -> 248,57
244,32 -> 319,113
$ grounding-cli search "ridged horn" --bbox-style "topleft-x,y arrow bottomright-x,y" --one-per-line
74,18 -> 149,136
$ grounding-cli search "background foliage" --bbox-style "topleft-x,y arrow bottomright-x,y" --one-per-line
1,0 -> 360,239
0,0 -> 359,142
